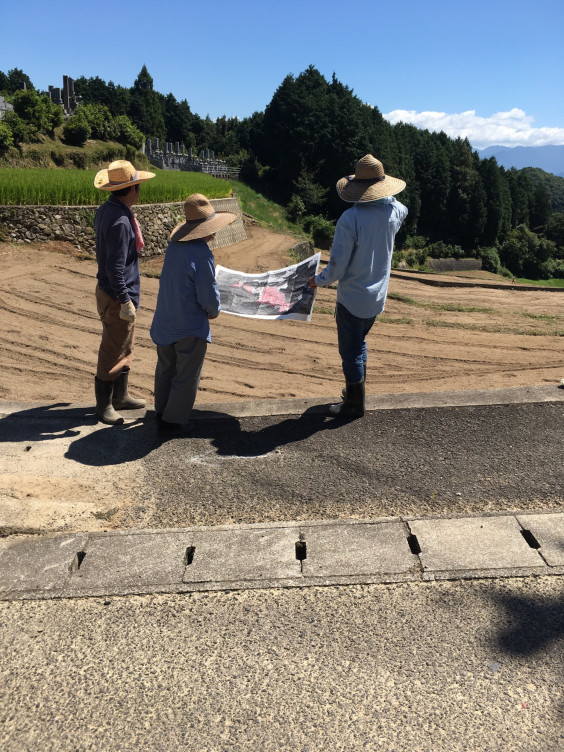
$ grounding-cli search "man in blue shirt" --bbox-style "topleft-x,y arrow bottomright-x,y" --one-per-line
309,155 -> 408,418
93,160 -> 155,424
150,194 -> 237,436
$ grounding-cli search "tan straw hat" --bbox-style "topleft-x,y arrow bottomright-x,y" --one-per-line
94,160 -> 155,191
170,194 -> 238,242
336,154 -> 406,202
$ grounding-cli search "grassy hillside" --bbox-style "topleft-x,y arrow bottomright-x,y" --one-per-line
0,129 -> 146,171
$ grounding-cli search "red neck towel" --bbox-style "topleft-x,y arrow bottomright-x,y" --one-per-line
131,214 -> 144,253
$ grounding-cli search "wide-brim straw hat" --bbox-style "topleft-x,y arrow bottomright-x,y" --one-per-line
94,160 -> 155,191
170,193 -> 238,242
336,154 -> 406,202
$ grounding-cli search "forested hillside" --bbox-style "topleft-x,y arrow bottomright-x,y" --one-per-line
1,65 -> 563,279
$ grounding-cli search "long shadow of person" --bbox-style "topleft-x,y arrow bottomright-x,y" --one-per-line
206,404 -> 353,458
64,412 -> 169,466
0,402 -> 96,444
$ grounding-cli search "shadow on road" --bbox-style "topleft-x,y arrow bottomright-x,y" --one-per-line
206,404 -> 347,457
0,403 -> 95,443
0,401 -> 360,466
492,588 -> 564,656
64,404 -> 352,465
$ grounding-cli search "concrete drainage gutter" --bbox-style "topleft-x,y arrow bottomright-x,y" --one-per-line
1,512 -> 563,601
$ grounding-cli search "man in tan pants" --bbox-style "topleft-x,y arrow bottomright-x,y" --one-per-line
93,160 -> 155,423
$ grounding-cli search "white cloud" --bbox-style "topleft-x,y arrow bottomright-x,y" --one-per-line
382,108 -> 564,149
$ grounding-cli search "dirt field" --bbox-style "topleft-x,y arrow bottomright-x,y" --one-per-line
1,223 -> 563,406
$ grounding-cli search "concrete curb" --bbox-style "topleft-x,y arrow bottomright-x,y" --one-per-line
1,384 -> 563,421
1,512 -> 563,601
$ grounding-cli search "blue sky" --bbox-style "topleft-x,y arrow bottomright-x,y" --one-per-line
2,0 -> 563,148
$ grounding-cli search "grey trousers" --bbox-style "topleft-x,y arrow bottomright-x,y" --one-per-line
154,337 -> 207,424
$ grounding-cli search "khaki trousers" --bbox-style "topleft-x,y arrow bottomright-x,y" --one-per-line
95,285 -> 135,381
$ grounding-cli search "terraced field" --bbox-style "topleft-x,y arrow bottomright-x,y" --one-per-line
1,224 -> 563,405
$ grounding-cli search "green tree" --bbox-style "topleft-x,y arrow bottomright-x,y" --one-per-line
78,103 -> 113,140
6,68 -> 34,93
111,115 -> 144,149
506,168 -> 530,227
161,93 -> 195,147
445,139 -> 487,249
528,183 -> 551,233
74,76 -> 112,108
415,133 -> 451,241
500,224 -> 555,278
545,212 -> 564,257
128,65 -> 165,141
63,112 -> 91,146
108,82 -> 131,116
479,157 -> 507,246
292,170 -> 329,214
10,88 -> 61,140
0,120 -> 13,150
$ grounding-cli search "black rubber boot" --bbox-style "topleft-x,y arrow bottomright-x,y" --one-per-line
330,379 -> 365,418
112,369 -> 146,410
342,364 -> 366,399
95,377 -> 124,425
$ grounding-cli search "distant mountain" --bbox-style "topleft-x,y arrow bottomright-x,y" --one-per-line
477,145 -> 564,177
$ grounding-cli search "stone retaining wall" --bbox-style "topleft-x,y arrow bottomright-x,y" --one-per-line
0,197 -> 246,257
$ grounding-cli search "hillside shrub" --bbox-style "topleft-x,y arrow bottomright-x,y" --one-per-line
80,103 -> 114,140
302,214 -> 334,249
391,250 -> 402,268
3,112 -> 34,143
112,115 -> 143,149
500,224 -> 556,278
63,114 -> 91,146
404,235 -> 428,250
0,121 -> 13,151
477,246 -> 501,274
286,194 -> 306,222
405,251 -> 417,267
10,89 -> 61,138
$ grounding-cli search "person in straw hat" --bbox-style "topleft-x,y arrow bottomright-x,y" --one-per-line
150,193 -> 237,436
308,154 -> 408,419
93,159 -> 155,424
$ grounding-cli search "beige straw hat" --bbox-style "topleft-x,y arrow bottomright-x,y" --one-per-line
94,160 -> 155,191
170,194 -> 238,242
336,154 -> 406,202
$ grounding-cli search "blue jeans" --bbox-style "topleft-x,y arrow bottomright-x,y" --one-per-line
336,303 -> 376,383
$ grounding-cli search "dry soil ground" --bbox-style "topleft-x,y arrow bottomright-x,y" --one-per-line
1,223 -> 563,405
1,225 -> 563,534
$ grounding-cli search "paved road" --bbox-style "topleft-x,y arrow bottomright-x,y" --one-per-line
1,578 -> 562,751
1,387 -> 563,751
65,395 -> 563,529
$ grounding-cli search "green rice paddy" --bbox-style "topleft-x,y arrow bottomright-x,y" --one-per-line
0,168 -> 232,206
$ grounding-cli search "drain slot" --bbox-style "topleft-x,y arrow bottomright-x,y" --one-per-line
184,546 -> 196,565
520,529 -> 540,549
407,534 -> 421,555
295,540 -> 307,561
71,551 -> 86,572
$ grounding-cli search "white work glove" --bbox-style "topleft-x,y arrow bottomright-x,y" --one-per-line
119,300 -> 136,322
